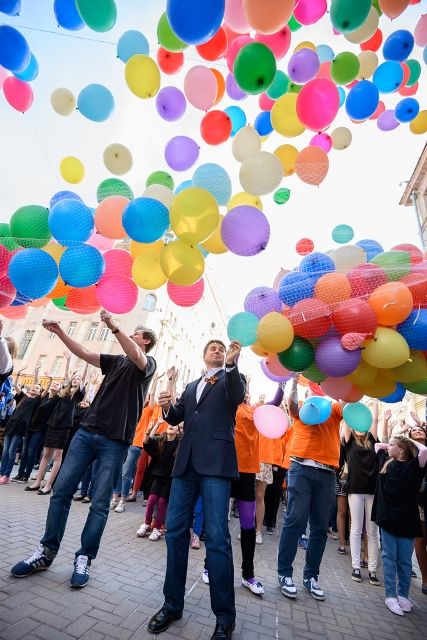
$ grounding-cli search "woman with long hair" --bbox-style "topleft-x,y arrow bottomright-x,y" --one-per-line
407,416 -> 427,596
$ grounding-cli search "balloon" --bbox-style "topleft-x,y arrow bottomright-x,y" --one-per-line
397,310 -> 427,351
344,6 -> 379,44
7,249 -> 57,300
157,47 -> 184,74
373,61 -> 404,93
295,146 -> 329,186
347,361 -> 377,386
200,215 -> 227,254
316,336 -> 361,377
362,327 -> 410,369
122,198 -> 169,244
166,0 -> 225,45
227,311 -> 259,346
50,87 -> 76,116
404,379 -> 427,395
345,80 -> 379,120
117,30 -> 149,62
332,224 -> 354,244
233,42 -> 276,95
383,30 -> 414,63
49,200 -> 93,246
243,0 -> 295,35
66,286 -> 100,314
361,28 -> 383,53
394,97 -> 419,123
196,26 -> 227,60
95,275 -> 137,314
93,196 -> 128,240
170,187 -> 219,245
302,361 -> 327,383
0,273 -> 16,308
227,192 -> 263,211
299,396 -> 332,425
10,205 -> 50,249
160,240 -> 205,286
50,191 -> 82,209
125,54 -> 160,98
102,249 -> 133,280
227,34 -> 252,73
0,0 -> 20,15
296,238 -> 314,256
321,376 -> 353,401
60,156 -> 84,184
97,178 -> 133,202
331,245 -> 367,272
14,53 -> 38,82
279,271 -> 316,306
255,27 -> 291,60
253,404 -> 288,439
271,94 -> 305,137
314,273 -> 352,308
155,87 -> 186,124
221,205 -> 270,256
294,0 -> 327,25
296,78 -> 339,131
310,133 -> 332,153
77,84 -> 114,122
3,75 -> 33,112
164,136 -> 199,171
261,355 -> 293,383
371,250 -> 410,282
75,0 -> 116,32
288,298 -> 332,339
232,126 -> 261,162
392,244 -> 423,266
244,286 -> 282,319
256,311 -> 294,353
102,143 -> 132,176
332,53 -> 360,87
357,51 -> 378,80
316,44 -> 334,63
278,336 -> 314,371
343,403 -> 373,433
274,145 -> 298,177
380,382 -> 406,403
415,14 -> 427,47
190,164 -> 232,208
131,250 -> 166,290
265,71 -> 288,100
355,239 -> 383,261
331,127 -> 352,150
224,106 -> 247,136
253,110 -> 272,137
288,48 -> 319,84
239,151 -> 283,195
224,0 -> 250,33
166,279 -> 204,308
388,350 -> 427,383
200,110 -> 232,145
226,72 -> 247,100
330,0 -> 371,33
368,282 -> 413,326
184,65 -> 218,110
333,298 -> 377,335
348,263 -> 388,298
157,12 -> 187,52
0,25 -> 30,73
59,244 -> 104,288
274,188 -> 291,205
405,59 -> 421,87
379,0 -> 410,20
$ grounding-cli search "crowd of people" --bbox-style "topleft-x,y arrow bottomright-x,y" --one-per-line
0,314 -> 426,639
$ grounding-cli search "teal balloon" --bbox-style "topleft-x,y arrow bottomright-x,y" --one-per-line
14,53 -> 38,81
343,402 -> 373,433
332,224 -> 354,244
330,0 -> 371,34
192,163 -> 232,206
117,30 -> 149,62
77,84 -> 115,122
224,106 -> 247,136
227,312 -> 258,347
8,248 -> 58,299
266,70 -> 289,100
300,396 -> 332,425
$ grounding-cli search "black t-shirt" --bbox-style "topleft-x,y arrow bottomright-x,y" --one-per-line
81,354 -> 156,444
5,393 -> 41,437
144,436 -> 179,478
47,387 -> 85,430
371,449 -> 425,538
344,433 -> 378,495
29,395 -> 60,434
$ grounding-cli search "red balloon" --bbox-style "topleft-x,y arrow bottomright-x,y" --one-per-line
402,261 -> 427,307
103,249 -> 133,278
196,27 -> 227,60
308,381 -> 325,396
288,298 -> 332,339
200,110 -> 232,145
157,47 -> 184,74
347,263 -> 388,297
296,238 -> 314,255
392,243 -> 423,265
0,275 -> 16,308
342,386 -> 364,403
223,24 -> 248,46
399,62 -> 411,88
360,29 -> 383,52
399,81 -> 418,96
316,61 -> 331,81
369,100 -> 385,120
0,245 -> 12,278
167,279 -> 205,307
332,298 -> 378,335
66,287 -> 101,315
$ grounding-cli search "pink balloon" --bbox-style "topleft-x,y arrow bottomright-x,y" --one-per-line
226,34 -> 252,72
414,14 -> 427,47
259,92 -> 275,110
87,231 -> 115,252
167,278 -> 204,307
184,66 -> 218,111
273,268 -> 290,291
310,132 -> 332,152
224,0 -> 250,34
253,404 -> 289,439
3,76 -> 33,112
294,0 -> 327,25
255,27 -> 291,60
320,376 -> 352,401
0,66 -> 9,89
296,78 -> 339,131
103,249 -> 133,278
95,276 -> 138,314
263,354 -> 293,382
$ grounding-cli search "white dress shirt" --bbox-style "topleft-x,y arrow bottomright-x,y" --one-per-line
196,367 -> 223,403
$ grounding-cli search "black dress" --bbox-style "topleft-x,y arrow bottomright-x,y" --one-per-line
44,388 -> 85,449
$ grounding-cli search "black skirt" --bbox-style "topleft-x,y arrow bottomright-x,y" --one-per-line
44,426 -> 70,450
149,476 -> 173,500
231,472 -> 256,502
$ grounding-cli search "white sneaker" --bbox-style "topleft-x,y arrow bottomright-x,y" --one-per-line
385,597 -> 404,616
256,532 -> 263,545
237,532 -> 241,540
149,528 -> 162,541
397,596 -> 412,612
202,569 -> 209,584
114,501 -> 125,513
242,578 -> 264,595
303,577 -> 325,601
136,523 -> 151,537
279,576 -> 297,599
109,499 -> 119,510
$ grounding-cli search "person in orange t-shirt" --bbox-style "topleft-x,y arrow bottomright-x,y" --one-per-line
277,376 -> 343,603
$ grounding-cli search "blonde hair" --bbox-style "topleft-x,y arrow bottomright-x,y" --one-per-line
353,432 -> 372,450
379,435 -> 417,474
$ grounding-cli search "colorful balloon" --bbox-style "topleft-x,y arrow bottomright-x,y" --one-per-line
253,405 -> 288,439
227,311 -> 259,346
75,0 -> 117,31
123,197 -> 169,243
221,205 -> 270,256
164,136 -> 200,171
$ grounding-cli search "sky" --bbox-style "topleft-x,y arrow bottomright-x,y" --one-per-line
1,0 -> 427,395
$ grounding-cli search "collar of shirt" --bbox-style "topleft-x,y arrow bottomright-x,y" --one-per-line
196,367 -> 223,403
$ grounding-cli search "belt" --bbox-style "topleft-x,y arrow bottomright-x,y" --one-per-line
291,457 -> 335,472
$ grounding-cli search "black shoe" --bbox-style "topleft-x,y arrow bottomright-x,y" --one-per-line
147,605 -> 182,634
199,530 -> 205,541
411,569 -> 417,578
266,527 -> 274,535
337,546 -> 347,555
369,571 -> 381,586
12,474 -> 23,482
37,488 -> 51,495
17,476 -> 28,483
211,623 -> 235,639
25,485 -> 41,491
351,569 -> 362,583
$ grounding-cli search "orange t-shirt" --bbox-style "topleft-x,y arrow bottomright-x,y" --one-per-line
132,404 -> 154,447
288,403 -> 343,468
281,425 -> 294,470
235,404 -> 260,473
258,432 -> 285,466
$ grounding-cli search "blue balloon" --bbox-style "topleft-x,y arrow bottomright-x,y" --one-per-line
345,80 -> 379,120
14,53 -> 38,81
54,0 -> 84,31
117,30 -> 149,62
380,382 -> 406,404
175,180 -> 192,194
50,191 -> 83,209
0,0 -> 20,15
197,244 -> 209,258
224,105 -> 246,136
423,46 -> 427,66
254,110 -> 273,136
316,44 -> 334,63
8,249 -> 58,299
337,86 -> 346,108
49,200 -> 94,246
11,290 -> 32,306
299,252 -> 335,278
59,244 -> 105,288
77,84 -> 115,122
122,197 -> 169,243
0,24 -> 30,73
300,396 -> 332,425
373,61 -> 404,93
192,163 -> 232,206
167,0 -> 225,45
383,30 -> 414,62
278,271 -> 315,306
397,310 -> 427,351
355,239 -> 383,261
395,97 -> 419,123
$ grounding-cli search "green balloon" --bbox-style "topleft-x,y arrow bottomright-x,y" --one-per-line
10,205 -> 51,249
331,52 -> 360,85
234,42 -> 277,95
52,296 -> 69,311
96,178 -> 134,202
266,71 -> 289,100
0,222 -> 19,251
288,15 -> 302,32
332,224 -> 354,244
288,81 -> 302,94
278,337 -> 315,372
146,171 -> 174,190
370,251 -> 411,282
406,59 -> 421,88
302,362 -> 327,383
404,379 -> 427,394
371,0 -> 382,17
330,0 -> 371,34
274,188 -> 290,205
157,12 -> 188,52
75,0 -> 117,32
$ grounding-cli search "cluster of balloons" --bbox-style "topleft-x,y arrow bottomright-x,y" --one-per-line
227,227 -> 427,401
0,19 -> 37,112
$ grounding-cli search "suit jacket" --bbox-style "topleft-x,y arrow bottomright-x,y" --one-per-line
164,366 -> 246,478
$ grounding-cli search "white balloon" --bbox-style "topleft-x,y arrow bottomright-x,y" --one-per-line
357,51 -> 378,79
103,144 -> 133,175
344,6 -> 379,44
331,245 -> 367,272
239,151 -> 283,196
143,184 -> 174,208
232,126 -> 262,163
51,88 -> 76,116
331,127 -> 352,150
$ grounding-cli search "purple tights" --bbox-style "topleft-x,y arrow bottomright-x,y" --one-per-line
237,499 -> 256,529
145,493 -> 168,529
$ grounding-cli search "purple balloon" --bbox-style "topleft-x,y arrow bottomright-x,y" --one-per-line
315,336 -> 361,377
226,73 -> 247,100
377,109 -> 400,131
221,206 -> 270,256
260,359 -> 292,383
164,136 -> 200,171
156,86 -> 186,122
244,286 -> 282,318
288,48 -> 320,84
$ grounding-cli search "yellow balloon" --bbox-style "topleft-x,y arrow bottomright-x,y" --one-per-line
132,252 -> 167,289
51,88 -> 76,116
60,156 -> 85,184
227,192 -> 263,211
251,341 -> 270,357
170,187 -> 219,245
103,144 -> 133,176
232,126 -> 262,162
410,110 -> 427,135
44,242 -> 65,263
347,361 -> 377,386
200,215 -> 228,254
125,54 -> 161,99
387,350 -> 427,383
331,127 -> 352,150
294,41 -> 316,52
274,144 -> 298,176
239,151 -> 283,196
345,6 -> 379,44
362,328 -> 410,369
256,312 -> 294,353
160,240 -> 205,285
358,373 -> 397,399
271,94 -> 305,138
357,51 -> 378,79
130,239 -> 164,259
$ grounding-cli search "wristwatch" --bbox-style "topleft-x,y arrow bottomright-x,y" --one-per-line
111,327 -> 120,335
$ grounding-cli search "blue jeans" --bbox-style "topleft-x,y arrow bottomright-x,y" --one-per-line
164,461 -> 235,624
113,445 -> 142,497
278,462 -> 335,581
80,460 -> 98,498
193,495 -> 203,536
381,529 -> 414,598
40,429 -> 128,559
0,434 -> 23,478
18,431 -> 45,478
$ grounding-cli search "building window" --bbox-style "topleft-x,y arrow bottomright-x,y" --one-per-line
143,293 -> 157,312
67,321 -> 77,337
51,356 -> 64,376
99,326 -> 109,341
86,322 -> 99,341
17,330 -> 35,359
48,331 -> 55,340
37,355 -> 47,372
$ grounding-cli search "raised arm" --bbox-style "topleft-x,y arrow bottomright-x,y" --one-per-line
288,376 -> 299,419
33,361 -> 41,386
100,310 -> 148,371
408,438 -> 427,468
167,366 -> 179,404
266,383 -> 284,407
224,341 -> 245,405
0,320 -> 13,375
370,400 -> 379,441
63,351 -> 72,384
41,372 -> 53,398
42,320 -> 101,368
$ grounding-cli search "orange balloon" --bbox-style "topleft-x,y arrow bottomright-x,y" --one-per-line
47,277 -> 71,300
251,341 -> 270,357
368,282 -> 413,326
94,196 -> 129,239
0,305 -> 28,319
211,69 -> 225,105
243,0 -> 294,34
66,287 -> 101,315
342,385 -> 364,403
30,297 -> 50,308
295,146 -> 329,186
379,0 -> 410,20
314,273 -> 352,308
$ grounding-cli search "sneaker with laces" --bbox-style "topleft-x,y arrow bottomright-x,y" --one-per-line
136,523 -> 151,537
397,596 -> 412,612
303,577 -> 325,601
114,501 -> 126,513
12,474 -> 23,482
351,568 -> 362,582
369,572 -> 381,586
70,555 -> 90,588
242,578 -> 264,595
202,569 -> 209,584
255,531 -> 263,545
385,597 -> 404,616
109,499 -> 119,510
337,546 -> 347,555
149,528 -> 162,541
11,545 -> 55,577
266,527 -> 274,535
279,575 -> 297,599
190,533 -> 201,549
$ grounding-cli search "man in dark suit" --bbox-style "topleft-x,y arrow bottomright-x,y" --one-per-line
148,339 -> 245,640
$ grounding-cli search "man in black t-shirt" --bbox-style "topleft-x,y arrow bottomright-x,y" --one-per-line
11,311 -> 156,588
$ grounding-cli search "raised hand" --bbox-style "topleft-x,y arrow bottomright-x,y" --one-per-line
63,350 -> 71,360
42,320 -> 62,335
158,390 -> 172,410
384,409 -> 392,421
100,310 -> 116,331
225,341 -> 242,366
